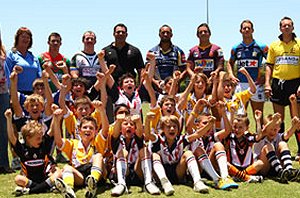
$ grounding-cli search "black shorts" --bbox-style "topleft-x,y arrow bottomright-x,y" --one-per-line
163,163 -> 180,184
125,163 -> 143,186
270,78 -> 300,106
76,163 -> 92,181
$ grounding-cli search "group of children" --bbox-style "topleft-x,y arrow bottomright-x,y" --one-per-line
5,52 -> 300,198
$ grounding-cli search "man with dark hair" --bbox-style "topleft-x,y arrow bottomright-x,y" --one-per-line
148,24 -> 186,82
265,16 -> 300,160
103,23 -> 144,84
227,19 -> 268,123
70,31 -> 101,89
187,23 -> 224,81
38,32 -> 71,91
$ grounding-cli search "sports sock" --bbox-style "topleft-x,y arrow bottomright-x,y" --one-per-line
266,151 -> 283,173
141,157 -> 152,184
153,159 -> 167,180
280,150 -> 293,170
63,169 -> 74,188
29,180 -> 51,194
186,155 -> 201,183
197,153 -> 219,182
116,157 -> 127,185
215,150 -> 229,179
228,163 -> 250,181
245,164 -> 258,175
91,165 -> 102,181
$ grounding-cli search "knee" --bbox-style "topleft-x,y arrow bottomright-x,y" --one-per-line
93,153 -> 103,161
139,147 -> 151,159
183,150 -> 194,159
213,142 -> 225,151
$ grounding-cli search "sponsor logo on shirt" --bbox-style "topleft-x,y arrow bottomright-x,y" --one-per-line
275,56 -> 299,65
195,59 -> 214,71
237,59 -> 258,68
25,159 -> 44,167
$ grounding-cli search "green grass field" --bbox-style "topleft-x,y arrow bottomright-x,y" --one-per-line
0,102 -> 299,198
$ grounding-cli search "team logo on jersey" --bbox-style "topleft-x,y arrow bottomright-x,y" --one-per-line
193,52 -> 199,58
33,154 -> 37,159
237,52 -> 242,58
127,50 -> 131,55
237,59 -> 258,68
217,49 -> 223,57
275,56 -> 299,65
252,51 -> 257,57
195,59 -> 214,71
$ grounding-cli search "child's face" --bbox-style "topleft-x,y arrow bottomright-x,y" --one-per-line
162,121 -> 179,140
161,100 -> 175,116
223,81 -> 234,99
121,119 -> 135,138
72,82 -> 86,98
267,123 -> 281,140
79,121 -> 96,142
232,120 -> 247,138
33,84 -> 45,97
196,115 -> 214,135
194,77 -> 206,95
26,101 -> 44,120
165,79 -> 173,93
76,104 -> 92,119
121,77 -> 135,95
115,106 -> 130,117
26,132 -> 43,148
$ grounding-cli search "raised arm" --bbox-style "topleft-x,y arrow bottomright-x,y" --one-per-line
214,101 -> 232,141
187,116 -> 216,142
238,67 -> 256,94
254,110 -> 265,141
185,98 -> 207,133
283,117 -> 300,140
289,94 -> 299,118
142,69 -> 157,108
9,66 -> 23,117
42,70 -> 54,117
132,114 -> 143,138
112,114 -> 125,139
169,71 -> 180,97
98,50 -> 115,89
52,108 -> 64,149
92,100 -> 109,138
5,109 -> 17,146
226,58 -> 239,84
43,61 -> 62,90
144,112 -> 157,141
177,73 -> 197,111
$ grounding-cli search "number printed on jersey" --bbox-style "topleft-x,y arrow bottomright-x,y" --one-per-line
275,56 -> 299,65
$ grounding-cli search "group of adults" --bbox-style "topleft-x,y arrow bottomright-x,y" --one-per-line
1,16 -> 300,173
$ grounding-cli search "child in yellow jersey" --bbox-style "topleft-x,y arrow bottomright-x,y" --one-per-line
110,113 -> 160,196
52,104 -> 109,198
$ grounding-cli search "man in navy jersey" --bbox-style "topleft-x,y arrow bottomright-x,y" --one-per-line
227,20 -> 268,121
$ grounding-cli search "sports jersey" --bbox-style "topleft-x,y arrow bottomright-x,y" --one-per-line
151,133 -> 190,165
225,89 -> 253,115
111,134 -> 144,165
266,37 -> 300,80
13,134 -> 54,183
223,133 -> 257,169
59,139 -> 97,168
149,44 -> 186,80
94,130 -> 109,157
253,133 -> 285,160
70,51 -> 101,88
38,52 -> 71,91
187,44 -> 224,78
63,109 -> 102,139
229,40 -> 268,83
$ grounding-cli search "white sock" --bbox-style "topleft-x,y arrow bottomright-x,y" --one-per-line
153,159 -> 167,180
116,157 -> 127,185
198,154 -> 220,182
141,157 -> 152,184
186,156 -> 201,183
215,151 -> 228,179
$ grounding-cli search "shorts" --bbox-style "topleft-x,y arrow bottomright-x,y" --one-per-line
125,163 -> 143,186
235,83 -> 265,102
76,163 -> 92,181
163,163 -> 180,184
270,78 -> 300,106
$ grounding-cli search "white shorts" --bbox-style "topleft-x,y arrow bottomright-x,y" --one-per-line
235,83 -> 265,102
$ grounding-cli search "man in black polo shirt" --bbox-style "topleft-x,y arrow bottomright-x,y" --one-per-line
103,23 -> 144,84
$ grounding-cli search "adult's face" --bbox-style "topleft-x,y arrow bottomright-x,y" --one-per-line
48,35 -> 61,51
240,22 -> 254,39
197,26 -> 210,42
280,19 -> 294,35
159,26 -> 173,42
17,32 -> 31,49
83,32 -> 96,47
114,26 -> 127,43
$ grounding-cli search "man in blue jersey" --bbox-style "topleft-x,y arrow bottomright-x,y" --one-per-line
148,25 -> 186,87
227,20 -> 268,121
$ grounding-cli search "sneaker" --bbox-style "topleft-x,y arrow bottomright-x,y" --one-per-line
217,177 -> 239,190
55,178 -> 76,198
278,169 -> 289,184
111,183 -> 127,197
160,177 -> 174,196
11,157 -> 21,171
193,180 -> 209,193
246,175 -> 264,183
295,155 -> 300,161
13,186 -> 29,196
145,182 -> 160,195
85,175 -> 97,198
287,169 -> 300,182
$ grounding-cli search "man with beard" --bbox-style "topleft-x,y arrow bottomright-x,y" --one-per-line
148,25 -> 186,87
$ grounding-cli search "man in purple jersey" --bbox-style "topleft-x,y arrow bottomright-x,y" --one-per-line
187,23 -> 224,82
